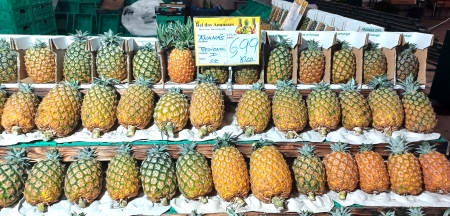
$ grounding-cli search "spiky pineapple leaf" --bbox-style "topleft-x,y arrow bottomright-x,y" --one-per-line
213,132 -> 237,151
72,147 -> 97,160
116,143 -> 133,155
70,212 -> 87,216
190,209 -> 203,216
70,30 -> 90,42
31,39 -> 48,49
386,135 -> 412,155
330,207 -> 352,216
337,40 -> 352,50
298,210 -> 314,216
99,29 -> 123,47
297,143 -> 316,157
46,148 -> 63,161
368,74 -> 392,90
359,144 -> 373,152
305,39 -> 321,51
3,148 -> 30,167
64,79 -> 80,90
0,38 -> 11,51
251,139 -> 274,151
168,87 -> 182,94
364,42 -> 381,51
310,81 -> 330,91
340,78 -> 360,93
275,80 -> 295,89
17,83 -> 34,93
93,76 -> 120,86
156,22 -> 176,50
271,35 -> 293,48
178,142 -> 197,155
400,42 -> 417,54
330,142 -> 350,153
0,85 -> 6,94
416,142 -> 437,155
250,81 -> 265,91
139,42 -> 155,52
398,74 -> 420,95
134,76 -> 153,86
197,73 -> 217,84
147,145 -> 171,158
406,207 -> 425,216
380,211 -> 396,216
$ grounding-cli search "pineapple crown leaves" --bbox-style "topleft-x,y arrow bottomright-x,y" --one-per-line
45,148 -> 63,161
172,18 -> 195,50
116,143 -> 133,155
72,147 -> 98,160
329,207 -> 352,216
70,212 -> 87,216
99,29 -> 123,47
380,211 -> 396,216
0,85 -> 6,94
330,142 -> 351,153
272,35 -> 293,49
398,74 -> 420,95
190,210 -> 203,216
298,210 -> 315,216
0,38 -> 11,51
134,76 -> 153,87
197,73 -> 217,84
406,207 -> 425,216
340,78 -> 360,93
401,42 -> 417,54
368,74 -> 393,90
364,42 -> 381,51
310,81 -> 331,91
213,132 -> 238,151
178,142 -> 198,155
157,22 -> 176,50
32,39 -> 48,49
416,142 -> 437,155
386,135 -> 412,155
3,148 -> 30,167
64,79 -> 81,90
337,40 -> 352,50
225,204 -> 243,216
305,39 -> 321,51
147,145 -> 171,158
251,139 -> 275,152
297,143 -> 316,157
139,42 -> 156,52
358,144 -> 374,152
168,87 -> 182,94
70,30 -> 90,43
250,81 -> 265,91
275,80 -> 296,90
18,83 -> 35,93
93,76 -> 120,87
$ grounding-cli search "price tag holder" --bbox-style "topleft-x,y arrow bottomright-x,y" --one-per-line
193,17 -> 261,66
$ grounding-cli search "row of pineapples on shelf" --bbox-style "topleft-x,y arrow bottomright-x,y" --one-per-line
0,134 -> 449,214
0,72 -> 436,141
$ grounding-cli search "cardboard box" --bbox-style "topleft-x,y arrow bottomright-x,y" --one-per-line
161,48 -> 198,88
323,13 -> 339,31
358,24 -> 385,32
343,20 -> 368,31
127,37 -> 163,86
0,35 -> 21,84
264,31 -> 301,85
314,10 -> 328,31
304,9 -> 318,31
333,16 -> 348,31
335,31 -> 369,86
297,31 -> 337,87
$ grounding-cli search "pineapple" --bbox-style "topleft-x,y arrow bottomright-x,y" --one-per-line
407,207 -> 425,216
0,85 -> 6,131
24,149 -> 65,212
332,41 -> 356,84
0,148 -> 29,208
96,29 -> 127,81
133,42 -> 161,83
399,74 -> 437,133
363,42 -> 387,84
354,144 -> 390,194
299,40 -> 326,84
292,144 -> 325,201
140,145 -> 177,205
272,80 -> 307,139
81,77 -> 119,138
106,144 -> 140,207
1,83 -> 39,135
64,147 -> 102,207
298,210 -> 314,216
250,139 -> 292,210
330,207 -> 352,216
368,74 -> 404,136
24,39 -> 56,83
266,35 -> 293,84
35,80 -> 82,141
211,133 -> 249,204
153,87 -> 189,138
117,76 -> 155,137
323,142 -> 359,200
236,82 -> 271,137
299,17 -> 311,31
386,136 -> 423,195
307,20 -> 318,31
0,38 -> 18,83
63,30 -> 92,83
397,43 -> 419,81
176,143 -> 213,203
339,78 -> 372,135
380,211 -> 396,216
234,65 -> 259,84
306,82 -> 341,136
416,142 -> 450,193
201,66 -> 228,84
190,75 -> 224,138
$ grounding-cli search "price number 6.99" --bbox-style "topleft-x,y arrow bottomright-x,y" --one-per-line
229,37 -> 258,58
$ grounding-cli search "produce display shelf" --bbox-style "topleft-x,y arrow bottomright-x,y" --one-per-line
0,138 -> 446,162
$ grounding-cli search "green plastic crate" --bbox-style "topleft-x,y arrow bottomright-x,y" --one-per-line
34,17 -> 57,33
55,12 -> 74,35
0,0 -> 30,10
0,7 -> 33,26
98,14 -> 120,34
156,15 -> 185,27
36,25 -> 57,35
0,22 -> 34,34
74,13 -> 97,34
32,3 -> 55,21
31,0 -> 52,5
79,2 -> 97,14
55,1 -> 79,13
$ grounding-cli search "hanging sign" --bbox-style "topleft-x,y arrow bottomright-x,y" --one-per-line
193,17 -> 261,66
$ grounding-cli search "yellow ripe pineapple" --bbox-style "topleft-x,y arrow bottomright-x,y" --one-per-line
354,144 -> 390,194
234,65 -> 259,84
266,35 -> 293,84
211,133 -> 249,205
24,149 -> 65,212
386,136 -> 423,195
35,80 -> 82,141
133,43 -> 161,83
24,39 -> 56,83
236,82 -> 271,137
81,76 -> 119,138
1,83 -> 39,135
250,139 -> 292,210
64,147 -> 102,208
0,148 -> 29,208
332,41 -> 356,84
190,75 -> 224,138
416,142 -> 450,194
323,142 -> 359,200
64,30 -> 92,83
363,42 -> 387,84
0,85 -> 6,131
299,40 -> 325,84
106,144 -> 140,207
96,29 -> 127,81
153,87 -> 189,138
0,38 -> 18,83
117,76 -> 155,137
201,66 -> 228,84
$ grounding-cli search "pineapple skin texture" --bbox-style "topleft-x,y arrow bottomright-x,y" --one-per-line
140,153 -> 177,203
363,49 -> 387,84
24,160 -> 65,206
0,48 -> 18,83
0,90 -> 5,131
1,91 -> 39,134
211,146 -> 250,202
81,85 -> 118,133
306,88 -> 340,131
368,88 -> 404,132
236,89 -> 271,134
323,151 -> 359,193
176,151 -> 213,200
418,151 -> 450,193
396,51 -> 419,81
96,45 -> 127,81
201,66 -> 228,84
35,84 -> 82,137
190,83 -> 224,131
267,46 -> 293,84
64,41 -> 92,83
292,155 -> 325,196
0,163 -> 26,207
24,47 -> 55,83
339,91 -> 372,131
168,48 -> 195,83
387,153 -> 423,195
106,153 -> 140,202
133,49 -> 161,83
234,66 -> 259,84
402,92 -> 437,133
332,49 -> 356,84
355,151 -> 390,194
272,86 -> 307,133
299,49 -> 325,84
64,159 -> 102,204
154,91 -> 189,133
250,146 -> 292,203
117,84 -> 155,130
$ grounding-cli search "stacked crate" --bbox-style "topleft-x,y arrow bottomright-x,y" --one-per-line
55,0 -> 100,35
0,0 -> 57,35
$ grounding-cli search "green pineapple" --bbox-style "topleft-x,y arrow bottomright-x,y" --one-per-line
300,17 -> 311,31
96,29 -> 127,81
397,43 -> 419,81
0,38 -> 18,83
133,42 -> 161,83
307,20 -> 318,31
332,41 -> 356,84
0,85 -> 6,131
234,65 -> 259,84
0,148 -> 29,208
64,30 -> 92,83
267,35 -> 293,84
363,42 -> 387,84
201,66 -> 228,84
293,144 -> 325,201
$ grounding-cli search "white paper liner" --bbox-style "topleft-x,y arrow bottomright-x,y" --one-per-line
0,112 -> 441,145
